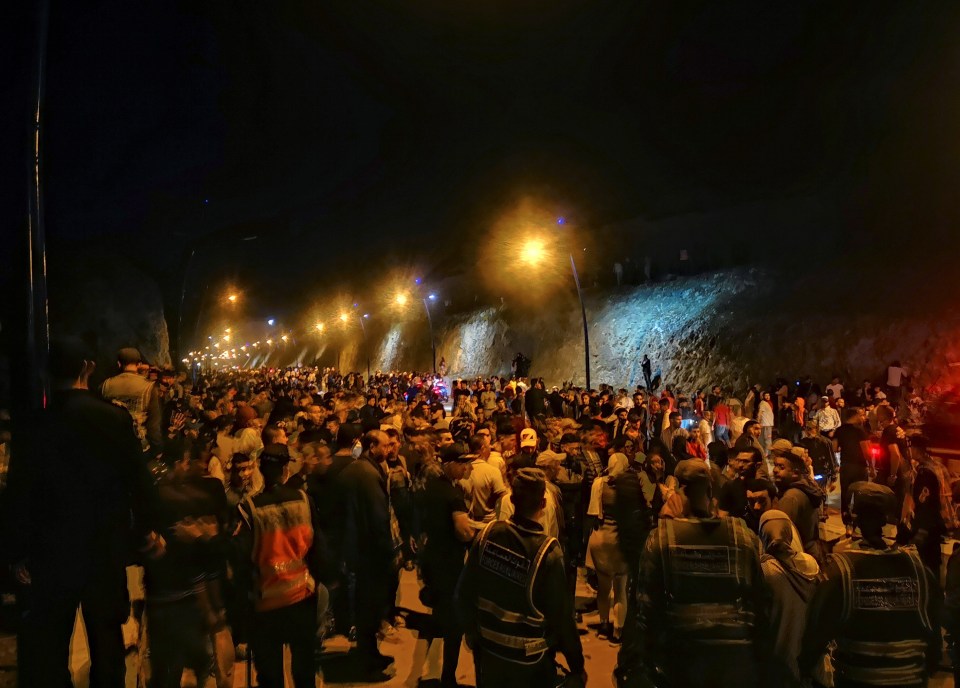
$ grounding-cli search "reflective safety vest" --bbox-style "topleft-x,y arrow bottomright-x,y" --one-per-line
656,517 -> 760,645
244,491 -> 316,612
831,545 -> 934,687
474,519 -> 558,664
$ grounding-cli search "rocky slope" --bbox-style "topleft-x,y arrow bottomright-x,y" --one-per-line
323,267 -> 960,393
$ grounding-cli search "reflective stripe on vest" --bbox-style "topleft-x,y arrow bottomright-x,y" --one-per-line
477,597 -> 545,628
834,639 -> 928,686
479,626 -> 550,657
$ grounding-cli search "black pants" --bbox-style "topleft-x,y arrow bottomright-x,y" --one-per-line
840,465 -> 869,525
251,596 -> 317,688
147,596 -> 213,688
18,574 -> 128,688
353,566 -> 392,660
424,559 -> 464,687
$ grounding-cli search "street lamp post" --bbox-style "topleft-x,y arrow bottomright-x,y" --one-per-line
520,231 -> 591,389
423,294 -> 437,374
358,313 -> 370,380
569,254 -> 591,391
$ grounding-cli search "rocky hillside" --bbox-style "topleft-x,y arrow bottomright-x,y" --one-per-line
318,267 -> 960,393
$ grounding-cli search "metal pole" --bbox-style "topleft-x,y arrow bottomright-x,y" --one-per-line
26,0 -> 51,407
359,317 -> 369,379
423,298 -> 436,374
570,254 -> 590,390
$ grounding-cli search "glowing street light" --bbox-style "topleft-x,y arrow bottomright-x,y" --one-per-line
227,294 -> 238,303
281,334 -> 289,342
428,293 -> 437,301
339,312 -> 349,323
266,338 -> 273,345
267,318 -> 275,326
223,334 -> 230,342
520,238 -> 547,265
315,322 -> 325,332
395,292 -> 409,307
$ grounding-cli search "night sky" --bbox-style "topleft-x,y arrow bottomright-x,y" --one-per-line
8,1 -> 960,317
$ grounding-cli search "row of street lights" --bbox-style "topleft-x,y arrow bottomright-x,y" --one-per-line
194,281 -> 441,375
194,217 -> 589,386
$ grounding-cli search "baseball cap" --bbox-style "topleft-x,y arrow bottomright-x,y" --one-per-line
520,428 -> 538,448
440,442 -> 473,463
535,449 -> 562,467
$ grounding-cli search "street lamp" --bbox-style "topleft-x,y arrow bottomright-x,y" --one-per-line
315,322 -> 324,332
395,292 -> 409,307
227,293 -> 238,303
422,293 -> 438,374
520,227 -> 592,389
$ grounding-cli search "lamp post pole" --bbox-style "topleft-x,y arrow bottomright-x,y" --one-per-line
569,253 -> 591,391
358,315 -> 370,380
423,297 -> 437,374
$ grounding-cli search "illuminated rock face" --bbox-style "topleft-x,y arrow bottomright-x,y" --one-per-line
50,250 -> 171,384
361,268 -> 960,393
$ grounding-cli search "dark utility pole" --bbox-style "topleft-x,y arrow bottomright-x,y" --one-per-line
569,254 -> 590,391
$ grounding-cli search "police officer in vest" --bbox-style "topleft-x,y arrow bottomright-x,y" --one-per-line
236,443 -> 322,688
799,482 -> 941,688
623,459 -> 766,688
456,467 -> 586,687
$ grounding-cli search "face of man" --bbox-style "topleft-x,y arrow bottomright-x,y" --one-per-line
670,414 -> 681,429
772,456 -> 799,489
369,433 -> 390,461
437,431 -> 454,449
384,434 -> 400,460
749,424 -> 761,438
234,459 -> 254,488
746,489 -> 773,519
649,455 -> 665,476
731,452 -> 755,478
561,441 -> 581,456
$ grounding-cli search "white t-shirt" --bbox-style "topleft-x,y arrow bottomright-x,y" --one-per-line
826,383 -> 844,400
887,366 -> 906,387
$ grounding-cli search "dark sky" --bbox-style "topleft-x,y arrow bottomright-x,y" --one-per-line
10,1 -> 960,316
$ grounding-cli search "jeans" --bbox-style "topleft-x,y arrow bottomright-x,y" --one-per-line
714,424 -> 730,445
760,426 -> 773,455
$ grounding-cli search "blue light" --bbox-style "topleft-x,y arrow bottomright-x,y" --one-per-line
267,318 -> 275,326
353,303 -> 359,308
557,216 -> 566,225
204,198 -> 209,205
415,277 -> 422,285
428,293 -> 437,300
363,313 -> 370,318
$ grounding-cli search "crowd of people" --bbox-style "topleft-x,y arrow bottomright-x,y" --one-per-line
2,345 -> 958,688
